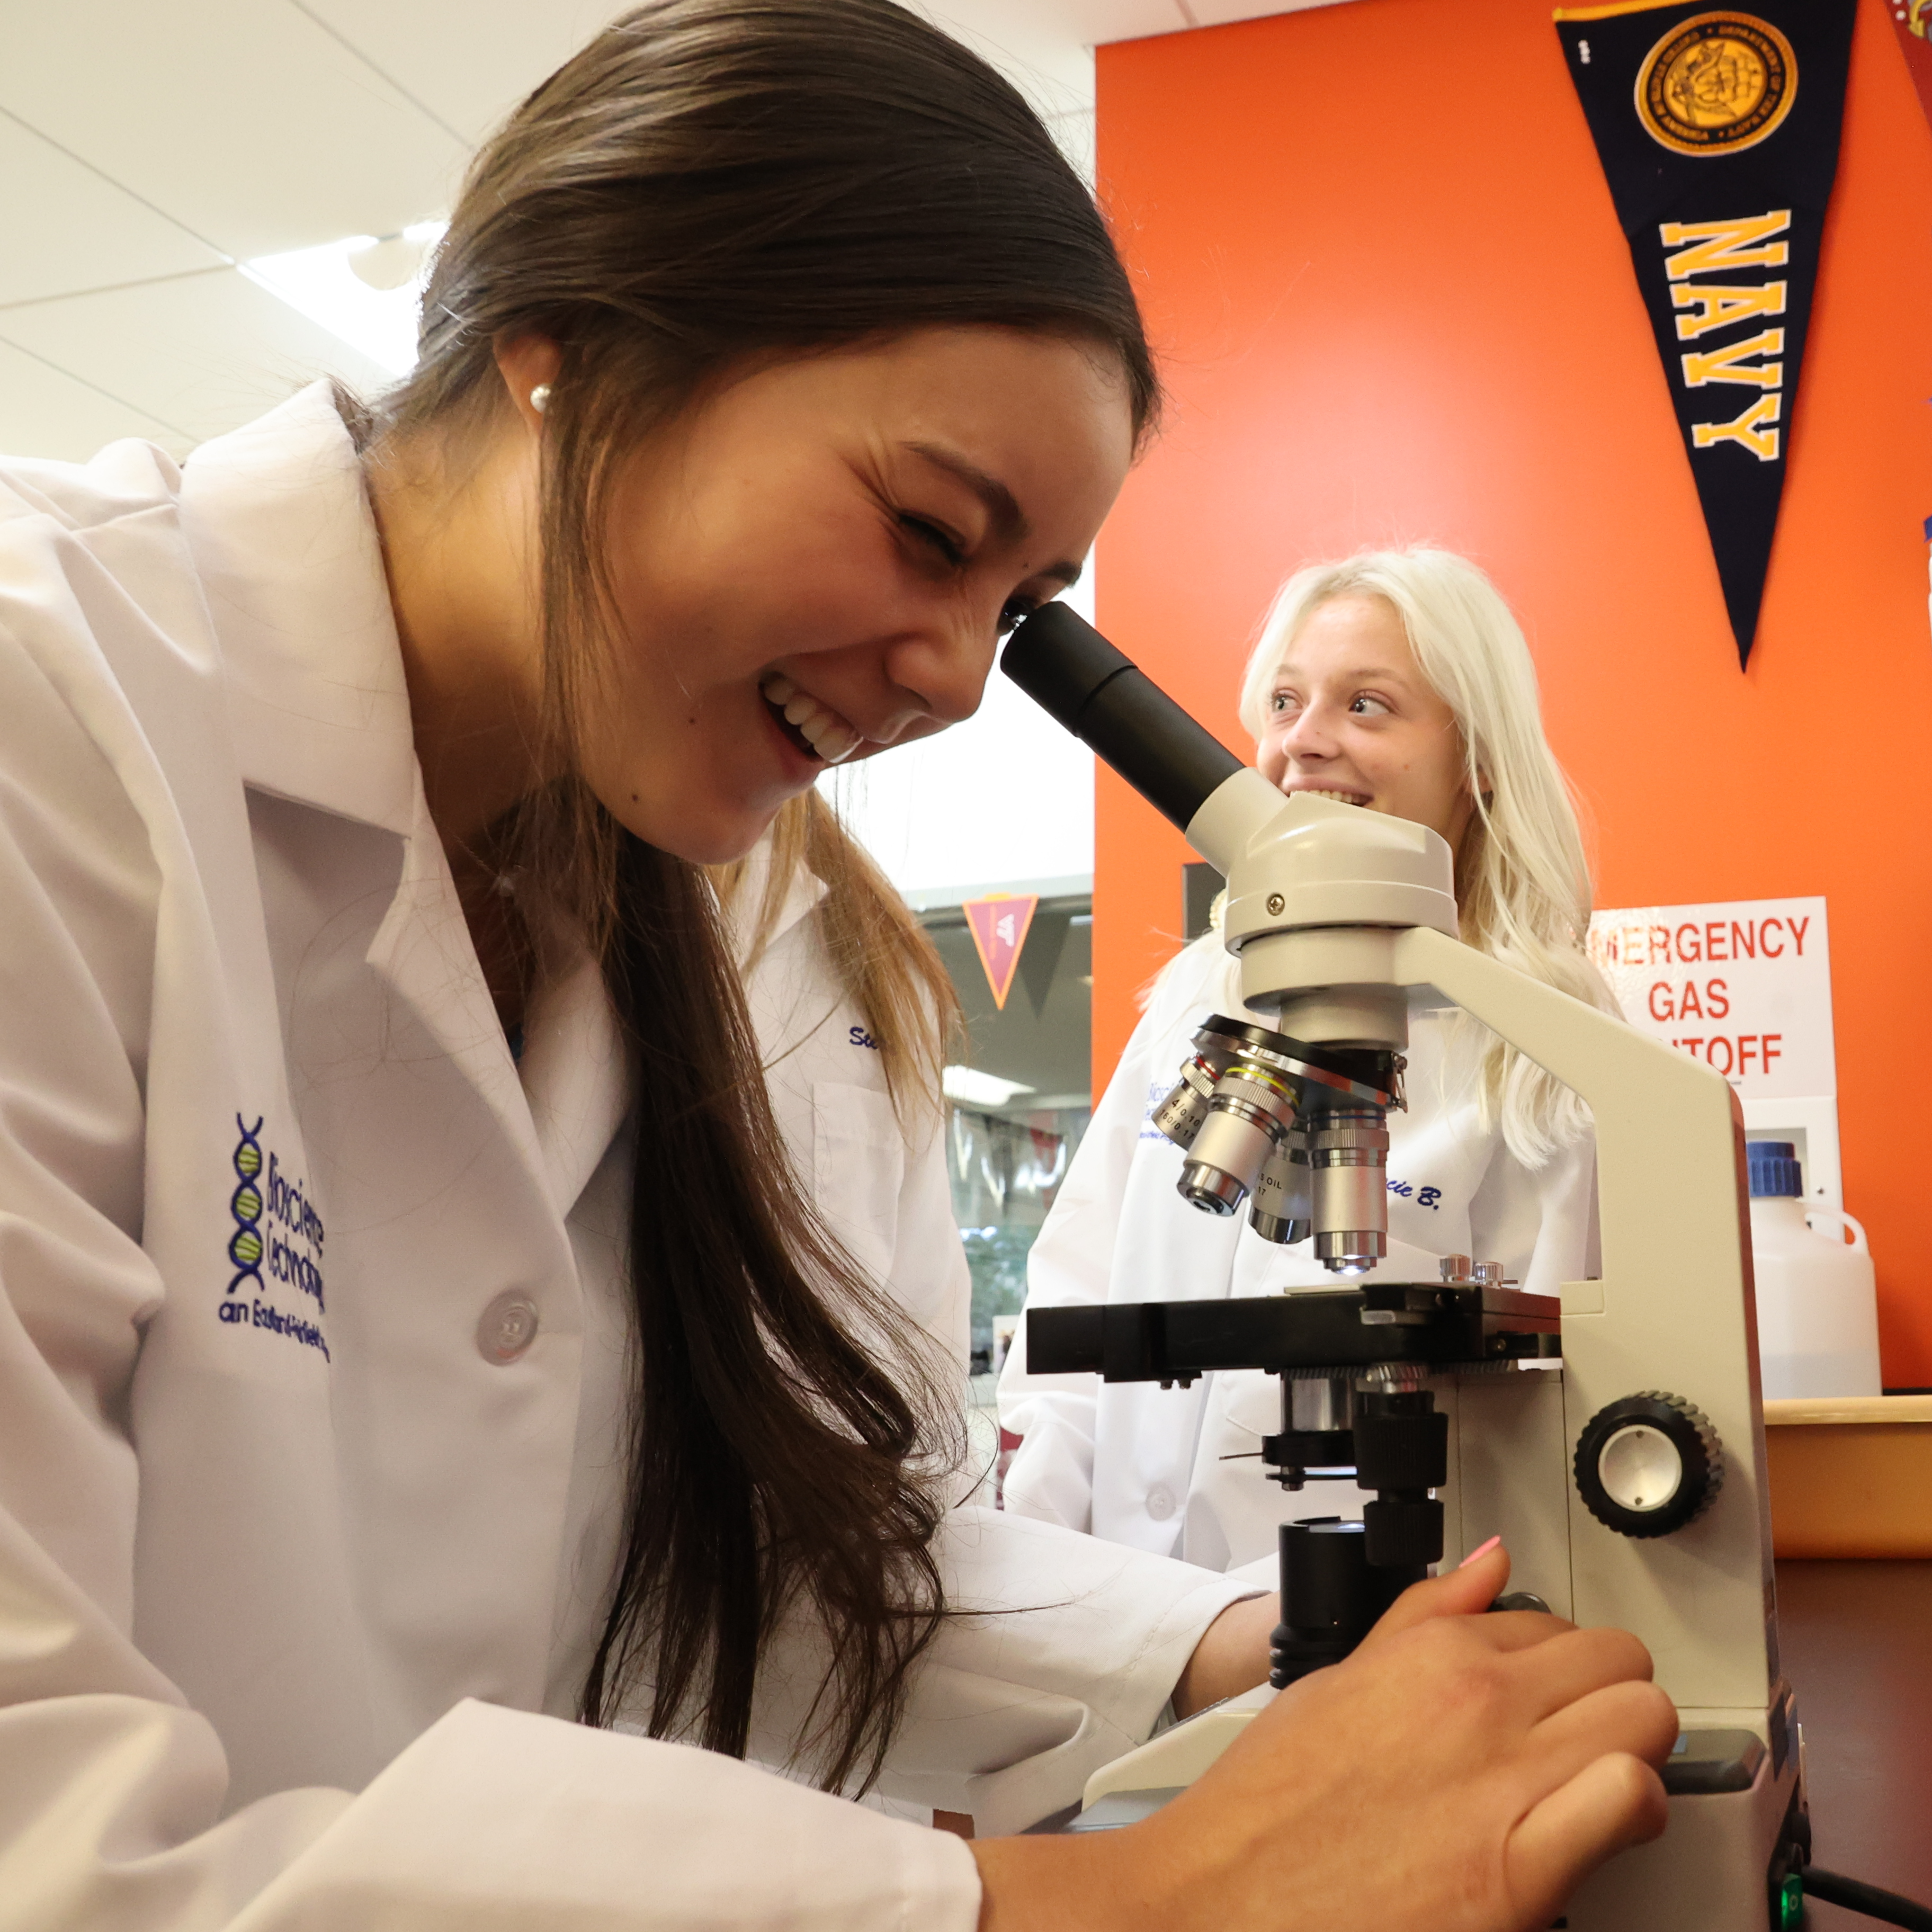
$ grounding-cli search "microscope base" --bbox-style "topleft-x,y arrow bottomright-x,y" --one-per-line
1079,1684 -> 1273,1811
1067,1694 -> 1802,1931
1567,1744 -> 1800,1932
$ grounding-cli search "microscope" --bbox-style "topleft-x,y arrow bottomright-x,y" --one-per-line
1004,604 -> 1805,1931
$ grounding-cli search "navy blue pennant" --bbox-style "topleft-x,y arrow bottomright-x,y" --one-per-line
1554,0 -> 1855,665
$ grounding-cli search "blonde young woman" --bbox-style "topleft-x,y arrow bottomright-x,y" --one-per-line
1000,548 -> 1619,1576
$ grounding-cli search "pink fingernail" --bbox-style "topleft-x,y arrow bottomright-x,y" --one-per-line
1459,1535 -> 1502,1569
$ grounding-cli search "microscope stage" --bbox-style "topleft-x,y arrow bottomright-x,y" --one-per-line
1026,1283 -> 1561,1384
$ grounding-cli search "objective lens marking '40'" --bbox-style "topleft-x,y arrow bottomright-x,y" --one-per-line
228,1115 -> 266,1295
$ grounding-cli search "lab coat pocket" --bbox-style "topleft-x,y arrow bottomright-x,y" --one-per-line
811,1081 -> 906,1284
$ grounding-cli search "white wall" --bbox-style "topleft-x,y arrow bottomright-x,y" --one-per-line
819,573 -> 1097,906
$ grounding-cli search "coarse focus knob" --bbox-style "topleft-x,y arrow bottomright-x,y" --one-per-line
1573,1392 -> 1723,1539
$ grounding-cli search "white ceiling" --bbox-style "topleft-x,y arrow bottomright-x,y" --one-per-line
0,0 -> 1345,462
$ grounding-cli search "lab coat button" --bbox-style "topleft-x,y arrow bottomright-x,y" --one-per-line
1146,1484 -> 1176,1521
478,1292 -> 540,1364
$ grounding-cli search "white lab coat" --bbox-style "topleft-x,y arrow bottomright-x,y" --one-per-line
0,384 -> 1253,1931
730,843 -> 974,1828
998,931 -> 1599,1575
730,846 -> 971,1387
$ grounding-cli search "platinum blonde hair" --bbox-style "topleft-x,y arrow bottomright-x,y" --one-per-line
1237,547 -> 1614,1167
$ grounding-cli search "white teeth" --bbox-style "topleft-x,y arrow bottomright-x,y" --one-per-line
791,698 -> 860,761
1305,788 -> 1365,806
761,672 -> 862,764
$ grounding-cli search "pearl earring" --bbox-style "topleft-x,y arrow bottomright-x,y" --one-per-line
529,383 -> 551,414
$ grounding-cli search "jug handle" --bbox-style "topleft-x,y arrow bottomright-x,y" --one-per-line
1804,1208 -> 1870,1255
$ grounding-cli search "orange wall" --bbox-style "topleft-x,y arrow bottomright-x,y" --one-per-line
1092,0 -> 1932,1383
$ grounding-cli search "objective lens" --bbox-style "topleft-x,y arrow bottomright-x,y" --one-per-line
1249,1132 -> 1312,1245
1174,1061 -> 1298,1218
1309,1108 -> 1390,1274
1151,1055 -> 1217,1151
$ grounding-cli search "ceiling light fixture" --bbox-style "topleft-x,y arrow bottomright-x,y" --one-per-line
942,1066 -> 1037,1108
239,219 -> 446,377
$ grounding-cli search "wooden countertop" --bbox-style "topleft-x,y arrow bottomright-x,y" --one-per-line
1765,1396 -> 1932,1426
1761,1401 -> 1932,1558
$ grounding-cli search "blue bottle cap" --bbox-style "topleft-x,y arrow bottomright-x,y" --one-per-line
1747,1140 -> 1803,1198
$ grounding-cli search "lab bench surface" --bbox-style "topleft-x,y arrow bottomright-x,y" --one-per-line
1775,1560 -> 1932,1928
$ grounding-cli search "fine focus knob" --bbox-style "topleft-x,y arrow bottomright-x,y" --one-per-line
1573,1392 -> 1723,1539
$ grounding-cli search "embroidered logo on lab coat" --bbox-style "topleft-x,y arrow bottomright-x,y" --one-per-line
221,1115 -> 331,1362
228,1115 -> 267,1295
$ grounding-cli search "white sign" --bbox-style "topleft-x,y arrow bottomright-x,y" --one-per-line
1586,896 -> 1835,1098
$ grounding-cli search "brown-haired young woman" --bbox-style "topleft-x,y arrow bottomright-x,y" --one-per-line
0,3 -> 1674,1927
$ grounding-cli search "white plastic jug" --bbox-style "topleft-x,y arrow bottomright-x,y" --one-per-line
1748,1143 -> 1882,1399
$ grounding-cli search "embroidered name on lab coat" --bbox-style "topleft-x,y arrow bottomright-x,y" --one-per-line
1387,1177 -> 1443,1210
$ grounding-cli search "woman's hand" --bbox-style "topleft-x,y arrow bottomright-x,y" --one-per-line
971,1542 -> 1675,1932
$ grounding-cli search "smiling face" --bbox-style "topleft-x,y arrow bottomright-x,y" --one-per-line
560,327 -> 1133,864
1255,593 -> 1477,856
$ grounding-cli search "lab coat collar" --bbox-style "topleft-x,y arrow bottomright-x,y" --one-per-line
725,827 -> 831,967
519,945 -> 629,1221
181,381 -> 417,837
185,384 -> 625,1220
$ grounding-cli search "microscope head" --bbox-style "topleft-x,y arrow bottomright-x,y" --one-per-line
1003,601 -> 1459,1274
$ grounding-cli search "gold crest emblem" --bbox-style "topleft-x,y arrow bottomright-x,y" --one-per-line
1635,11 -> 1797,155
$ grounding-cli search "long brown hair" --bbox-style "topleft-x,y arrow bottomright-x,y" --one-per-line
715,792 -> 962,1126
360,0 -> 1156,1792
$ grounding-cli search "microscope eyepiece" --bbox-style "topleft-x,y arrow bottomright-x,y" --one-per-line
1001,603 -> 1245,834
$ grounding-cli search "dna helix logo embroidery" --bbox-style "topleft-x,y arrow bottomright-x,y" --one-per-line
228,1115 -> 266,1296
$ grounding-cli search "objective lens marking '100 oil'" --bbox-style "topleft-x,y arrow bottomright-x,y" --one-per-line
228,1114 -> 266,1295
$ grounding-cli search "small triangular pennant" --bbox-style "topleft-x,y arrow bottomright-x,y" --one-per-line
962,893 -> 1039,1012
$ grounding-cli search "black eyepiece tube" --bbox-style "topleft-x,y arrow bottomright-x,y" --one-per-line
1001,603 -> 1245,834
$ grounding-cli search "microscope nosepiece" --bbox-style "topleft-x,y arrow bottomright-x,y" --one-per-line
1158,1019 -> 1399,1250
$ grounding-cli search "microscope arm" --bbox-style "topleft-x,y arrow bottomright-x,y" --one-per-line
1389,924 -> 1743,1302
1390,925 -> 1775,1716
